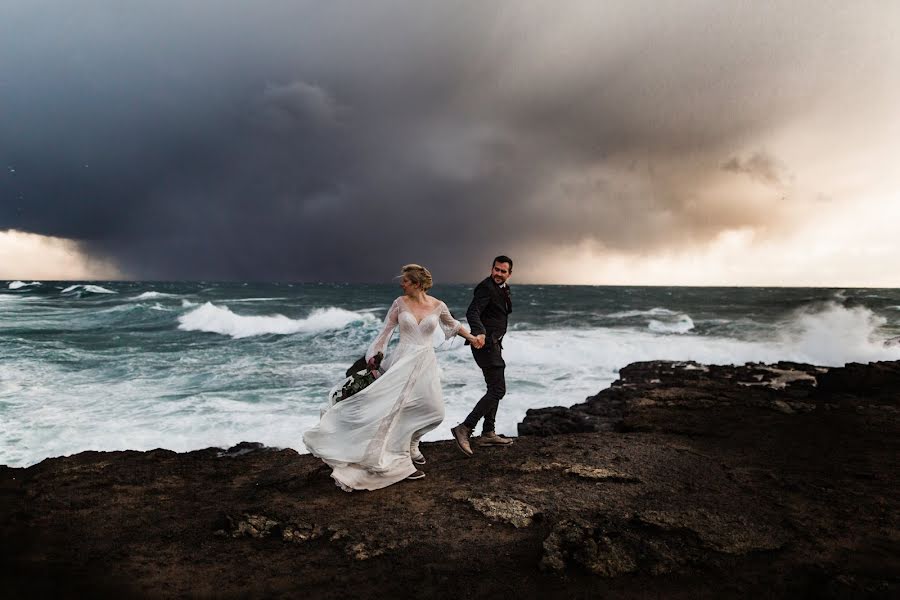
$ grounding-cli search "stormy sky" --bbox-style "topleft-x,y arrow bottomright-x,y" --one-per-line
2,1 -> 899,284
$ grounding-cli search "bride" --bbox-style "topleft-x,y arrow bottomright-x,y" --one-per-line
303,264 -> 482,491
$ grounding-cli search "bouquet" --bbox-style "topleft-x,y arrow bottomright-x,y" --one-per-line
331,352 -> 383,403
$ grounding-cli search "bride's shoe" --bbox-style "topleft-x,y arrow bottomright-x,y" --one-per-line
411,442 -> 426,464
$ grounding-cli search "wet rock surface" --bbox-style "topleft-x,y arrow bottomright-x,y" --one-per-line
1,360 -> 898,598
518,359 -> 900,436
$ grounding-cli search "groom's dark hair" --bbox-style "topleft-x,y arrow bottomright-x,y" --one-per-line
493,255 -> 513,272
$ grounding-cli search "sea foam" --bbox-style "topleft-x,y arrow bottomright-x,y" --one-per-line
777,301 -> 896,366
648,315 -> 695,334
177,303 -> 375,338
503,301 -> 900,384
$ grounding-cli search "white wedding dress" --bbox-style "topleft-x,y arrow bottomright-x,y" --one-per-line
302,297 -> 461,491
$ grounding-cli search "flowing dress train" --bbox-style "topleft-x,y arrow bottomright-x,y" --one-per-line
302,297 -> 460,491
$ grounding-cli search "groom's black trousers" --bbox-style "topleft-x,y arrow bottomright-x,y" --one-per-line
464,343 -> 506,433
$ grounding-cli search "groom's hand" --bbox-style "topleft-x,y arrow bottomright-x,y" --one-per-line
473,334 -> 486,349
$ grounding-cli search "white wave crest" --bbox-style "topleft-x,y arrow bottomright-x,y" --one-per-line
8,281 -> 42,290
132,291 -> 177,300
607,307 -> 679,318
181,299 -> 198,308
177,303 -> 374,338
222,297 -> 287,303
648,315 -> 695,334
61,284 -> 117,295
605,306 -> 695,334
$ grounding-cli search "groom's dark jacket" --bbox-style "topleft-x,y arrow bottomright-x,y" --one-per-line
466,277 -> 512,349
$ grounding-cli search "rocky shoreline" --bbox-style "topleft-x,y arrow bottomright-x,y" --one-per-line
2,360 -> 898,598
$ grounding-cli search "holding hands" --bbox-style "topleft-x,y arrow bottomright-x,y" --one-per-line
470,334 -> 486,350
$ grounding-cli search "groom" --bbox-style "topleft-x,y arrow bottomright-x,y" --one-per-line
451,255 -> 515,456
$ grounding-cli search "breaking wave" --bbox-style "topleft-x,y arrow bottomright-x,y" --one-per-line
648,314 -> 695,334
131,291 -> 179,301
177,303 -> 376,338
8,281 -> 42,290
61,284 -> 117,296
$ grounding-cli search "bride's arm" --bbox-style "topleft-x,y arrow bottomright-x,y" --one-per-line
366,298 -> 400,361
438,301 -> 479,345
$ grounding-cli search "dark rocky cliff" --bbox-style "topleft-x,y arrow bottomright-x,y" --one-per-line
2,360 -> 898,598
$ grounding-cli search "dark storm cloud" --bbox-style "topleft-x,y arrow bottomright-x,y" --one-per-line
1,1 -> 896,281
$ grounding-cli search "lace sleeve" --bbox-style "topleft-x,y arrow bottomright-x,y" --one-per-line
438,301 -> 462,340
366,298 -> 400,360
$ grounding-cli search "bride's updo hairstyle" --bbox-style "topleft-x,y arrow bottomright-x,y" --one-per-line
400,264 -> 433,291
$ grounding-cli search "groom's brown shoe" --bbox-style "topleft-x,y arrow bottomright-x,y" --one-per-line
451,424 -> 474,457
477,431 -> 514,446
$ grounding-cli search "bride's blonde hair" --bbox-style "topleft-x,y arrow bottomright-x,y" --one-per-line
400,264 -> 433,291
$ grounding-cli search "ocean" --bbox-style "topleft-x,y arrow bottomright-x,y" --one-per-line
3,280 -> 900,468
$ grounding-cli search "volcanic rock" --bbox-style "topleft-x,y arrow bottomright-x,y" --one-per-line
1,360 -> 897,598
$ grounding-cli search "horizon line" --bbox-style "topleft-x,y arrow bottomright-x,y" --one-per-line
3,278 -> 899,290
